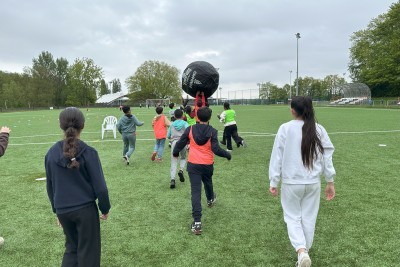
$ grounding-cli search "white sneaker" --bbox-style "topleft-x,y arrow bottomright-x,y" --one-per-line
241,140 -> 247,148
226,149 -> 232,152
297,253 -> 311,267
123,155 -> 130,165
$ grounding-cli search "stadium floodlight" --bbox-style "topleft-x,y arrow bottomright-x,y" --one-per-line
295,33 -> 301,96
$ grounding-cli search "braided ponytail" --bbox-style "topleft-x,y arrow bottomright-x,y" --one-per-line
59,107 -> 85,169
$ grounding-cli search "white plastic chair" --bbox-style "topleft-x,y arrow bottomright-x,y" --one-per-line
101,116 -> 118,139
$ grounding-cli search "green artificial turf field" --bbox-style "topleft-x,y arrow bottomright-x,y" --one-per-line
0,105 -> 399,266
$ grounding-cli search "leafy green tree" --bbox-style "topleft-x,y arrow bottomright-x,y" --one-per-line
349,2 -> 400,96
99,79 -> 110,96
31,51 -> 57,107
269,86 -> 288,100
259,82 -> 277,99
126,60 -> 181,101
54,58 -> 69,107
66,58 -> 103,106
111,78 -> 122,93
322,75 -> 346,100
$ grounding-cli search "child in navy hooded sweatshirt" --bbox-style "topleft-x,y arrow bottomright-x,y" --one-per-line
45,107 -> 111,267
173,106 -> 231,235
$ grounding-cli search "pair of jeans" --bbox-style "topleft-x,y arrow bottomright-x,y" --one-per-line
153,138 -> 166,159
122,132 -> 136,158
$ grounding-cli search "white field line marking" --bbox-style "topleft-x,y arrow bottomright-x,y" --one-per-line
329,129 -> 400,135
10,130 -> 154,139
9,129 -> 400,146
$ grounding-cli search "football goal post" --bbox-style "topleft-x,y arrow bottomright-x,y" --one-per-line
145,99 -> 171,108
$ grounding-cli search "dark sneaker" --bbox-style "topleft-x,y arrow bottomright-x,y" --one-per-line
168,141 -> 172,148
191,222 -> 202,235
123,155 -> 129,165
178,170 -> 185,182
207,193 -> 217,208
151,152 -> 157,161
236,142 -> 241,148
170,179 -> 176,189
220,140 -> 226,146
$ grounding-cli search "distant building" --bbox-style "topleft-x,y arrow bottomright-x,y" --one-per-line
96,92 -> 129,106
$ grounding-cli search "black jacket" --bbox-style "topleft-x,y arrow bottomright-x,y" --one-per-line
45,140 -> 111,215
173,123 -> 231,161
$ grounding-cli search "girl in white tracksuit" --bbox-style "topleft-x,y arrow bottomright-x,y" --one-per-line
269,96 -> 336,267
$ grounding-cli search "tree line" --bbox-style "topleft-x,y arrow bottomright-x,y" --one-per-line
1,1 -> 398,109
0,51 -> 122,109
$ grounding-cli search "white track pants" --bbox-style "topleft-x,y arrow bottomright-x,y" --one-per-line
281,182 -> 321,252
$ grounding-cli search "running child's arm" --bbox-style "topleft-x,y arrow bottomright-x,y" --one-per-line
172,127 -> 191,157
0,129 -> 10,157
167,124 -> 172,139
164,116 -> 171,127
211,129 -> 231,160
269,125 -> 285,189
320,126 -> 336,183
133,115 -> 144,126
85,150 -> 111,215
219,111 -> 226,123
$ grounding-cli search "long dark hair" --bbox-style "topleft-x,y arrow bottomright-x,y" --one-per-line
291,96 -> 324,169
59,107 -> 85,169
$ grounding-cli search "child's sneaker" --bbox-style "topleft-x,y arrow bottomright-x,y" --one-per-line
170,179 -> 175,189
296,252 -> 311,267
178,170 -> 185,182
191,222 -> 202,235
156,158 -> 162,162
151,152 -> 157,161
241,140 -> 247,148
207,193 -> 217,208
123,155 -> 129,165
226,149 -> 232,152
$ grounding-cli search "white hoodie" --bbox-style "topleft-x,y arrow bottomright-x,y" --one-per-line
269,120 -> 335,188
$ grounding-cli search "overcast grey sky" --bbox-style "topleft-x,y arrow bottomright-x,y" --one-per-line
0,0 -> 396,97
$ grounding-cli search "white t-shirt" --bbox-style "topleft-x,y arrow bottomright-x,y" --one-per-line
269,120 -> 336,187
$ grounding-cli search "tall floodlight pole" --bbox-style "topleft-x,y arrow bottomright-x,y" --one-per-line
295,33 -> 301,96
219,87 -> 222,105
289,70 -> 293,99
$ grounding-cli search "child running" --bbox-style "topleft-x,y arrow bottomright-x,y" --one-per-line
45,107 -> 111,267
152,106 -> 171,162
183,105 -> 197,126
269,96 -> 336,267
168,102 -> 177,147
218,102 -> 246,151
116,106 -> 144,165
173,106 -> 231,235
167,108 -> 189,188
